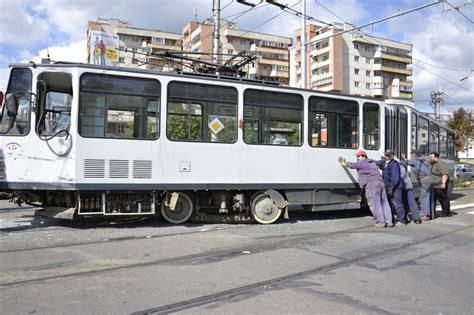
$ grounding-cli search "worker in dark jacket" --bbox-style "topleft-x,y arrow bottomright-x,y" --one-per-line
340,150 -> 393,228
375,150 -> 406,226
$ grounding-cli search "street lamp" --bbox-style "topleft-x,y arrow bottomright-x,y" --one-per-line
432,75 -> 469,121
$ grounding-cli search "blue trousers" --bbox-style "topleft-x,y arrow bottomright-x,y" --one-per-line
388,187 -> 406,223
419,177 -> 434,217
404,188 -> 421,220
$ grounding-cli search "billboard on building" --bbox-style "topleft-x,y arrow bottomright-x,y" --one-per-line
90,31 -> 119,66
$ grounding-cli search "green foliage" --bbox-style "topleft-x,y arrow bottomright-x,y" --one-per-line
447,107 -> 474,158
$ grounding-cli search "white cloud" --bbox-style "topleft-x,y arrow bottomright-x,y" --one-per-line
29,40 -> 87,64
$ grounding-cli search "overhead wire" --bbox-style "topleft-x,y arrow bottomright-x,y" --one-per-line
444,0 -> 474,23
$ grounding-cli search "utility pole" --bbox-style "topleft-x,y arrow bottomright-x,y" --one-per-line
213,0 -> 221,66
430,90 -> 443,122
301,0 -> 307,89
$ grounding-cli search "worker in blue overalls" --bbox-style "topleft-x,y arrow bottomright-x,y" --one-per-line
401,150 -> 433,221
376,150 -> 406,226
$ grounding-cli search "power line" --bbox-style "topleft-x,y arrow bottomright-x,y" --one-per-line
306,0 -> 443,46
411,57 -> 473,72
266,0 -> 332,26
237,0 -> 301,38
444,0 -> 473,23
199,1 -> 268,55
412,62 -> 474,94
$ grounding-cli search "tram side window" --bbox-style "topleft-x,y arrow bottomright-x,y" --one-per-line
167,81 -> 237,143
309,96 -> 358,148
79,74 -> 160,139
447,132 -> 454,160
439,128 -> 447,159
411,112 -> 417,151
243,89 -> 303,146
429,122 -> 439,154
417,117 -> 429,155
363,103 -> 379,150
0,68 -> 33,135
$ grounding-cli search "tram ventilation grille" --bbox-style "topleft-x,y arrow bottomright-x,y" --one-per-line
133,160 -> 152,179
84,159 -> 105,178
109,160 -> 129,179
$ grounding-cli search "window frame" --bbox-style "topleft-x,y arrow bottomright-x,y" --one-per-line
362,102 -> 380,150
417,116 -> 429,155
78,73 -> 161,141
243,88 -> 304,147
0,67 -> 33,137
166,81 -> 239,144
308,96 -> 359,149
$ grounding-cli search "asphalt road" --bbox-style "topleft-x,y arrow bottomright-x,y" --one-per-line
0,190 -> 473,314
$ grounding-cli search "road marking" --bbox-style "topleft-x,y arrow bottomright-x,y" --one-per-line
436,203 -> 474,211
467,211 -> 474,215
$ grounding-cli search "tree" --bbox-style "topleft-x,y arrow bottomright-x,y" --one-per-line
446,107 -> 474,160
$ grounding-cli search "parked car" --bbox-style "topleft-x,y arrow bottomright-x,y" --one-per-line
456,166 -> 474,180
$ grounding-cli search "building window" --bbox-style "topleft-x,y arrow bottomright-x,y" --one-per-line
366,70 -> 371,76
354,69 -> 360,75
366,83 -> 371,89
354,56 -> 359,62
228,38 -> 233,43
79,74 -> 160,140
167,82 -> 238,143
243,89 -> 303,146
354,81 -> 360,87
374,70 -> 382,77
354,43 -> 359,49
366,58 -> 371,64
240,39 -> 246,45
228,49 -> 234,55
365,45 -> 370,51
118,57 -> 125,63
132,48 -> 138,52
309,96 -> 359,148
363,103 -> 380,150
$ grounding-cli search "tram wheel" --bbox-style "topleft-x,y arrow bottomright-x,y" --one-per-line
160,192 -> 194,224
251,192 -> 282,224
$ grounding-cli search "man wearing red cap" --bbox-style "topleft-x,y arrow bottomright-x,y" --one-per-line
340,150 -> 393,227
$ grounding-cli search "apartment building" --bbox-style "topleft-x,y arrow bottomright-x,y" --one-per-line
291,23 -> 413,101
87,18 -> 182,71
182,20 -> 292,84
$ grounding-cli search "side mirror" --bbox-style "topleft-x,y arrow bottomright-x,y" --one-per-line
5,93 -> 19,117
0,91 -> 3,108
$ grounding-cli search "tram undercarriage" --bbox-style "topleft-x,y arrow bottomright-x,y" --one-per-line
13,188 -> 362,224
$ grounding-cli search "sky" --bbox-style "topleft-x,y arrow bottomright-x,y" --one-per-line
0,0 -> 473,114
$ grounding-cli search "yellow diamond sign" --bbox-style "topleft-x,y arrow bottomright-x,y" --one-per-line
209,117 -> 224,135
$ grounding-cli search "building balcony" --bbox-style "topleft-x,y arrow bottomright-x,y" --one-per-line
374,50 -> 411,64
148,43 -> 181,51
399,92 -> 413,99
310,59 -> 331,70
373,88 -> 384,97
373,64 -> 412,76
310,46 -> 331,57
270,69 -> 289,79
259,57 -> 289,66
250,43 -> 287,54
400,80 -> 413,87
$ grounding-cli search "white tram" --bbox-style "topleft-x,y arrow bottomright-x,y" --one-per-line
0,62 -> 455,224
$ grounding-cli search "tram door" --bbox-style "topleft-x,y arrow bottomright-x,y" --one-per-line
385,105 -> 408,156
